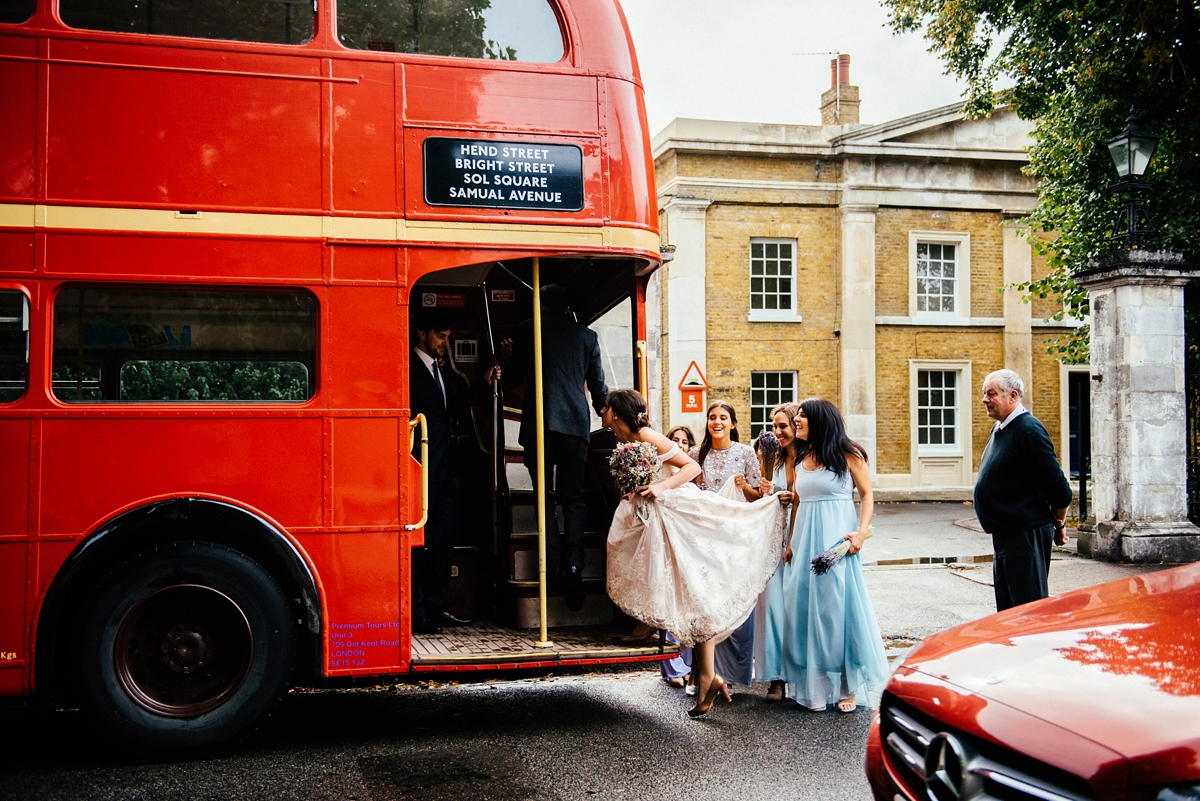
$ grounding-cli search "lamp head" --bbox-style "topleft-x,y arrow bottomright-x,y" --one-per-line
1107,107 -> 1159,181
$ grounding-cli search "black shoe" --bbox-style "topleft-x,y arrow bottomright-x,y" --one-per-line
439,611 -> 472,627
565,566 -> 585,612
414,617 -> 443,635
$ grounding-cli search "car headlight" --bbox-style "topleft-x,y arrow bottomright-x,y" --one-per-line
1158,786 -> 1200,800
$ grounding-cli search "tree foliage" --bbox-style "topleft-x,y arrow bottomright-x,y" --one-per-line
120,361 -> 309,402
884,0 -> 1200,362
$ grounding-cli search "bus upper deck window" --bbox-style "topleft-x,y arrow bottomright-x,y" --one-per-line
0,0 -> 35,25
52,287 -> 317,404
0,291 -> 29,403
338,0 -> 563,62
60,0 -> 314,45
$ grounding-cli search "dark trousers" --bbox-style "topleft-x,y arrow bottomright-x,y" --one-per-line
525,431 -> 588,577
412,478 -> 457,620
991,523 -> 1054,611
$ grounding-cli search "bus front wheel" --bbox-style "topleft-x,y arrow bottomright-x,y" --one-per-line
81,541 -> 295,751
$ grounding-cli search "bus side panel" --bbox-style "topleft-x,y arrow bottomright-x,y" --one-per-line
38,419 -> 324,534
402,65 -> 599,134
0,35 -> 36,200
0,541 -> 27,692
0,419 -> 28,687
326,285 -> 402,410
0,419 -> 29,536
331,60 -> 397,214
297,532 -> 406,674
331,244 -> 397,283
45,234 -> 323,283
45,41 -> 322,212
602,78 -> 656,231
0,232 -> 35,274
332,418 -> 400,528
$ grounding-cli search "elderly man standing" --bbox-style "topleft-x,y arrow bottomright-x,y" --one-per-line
974,369 -> 1073,611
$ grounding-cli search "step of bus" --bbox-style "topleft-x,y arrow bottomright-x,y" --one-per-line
509,546 -> 604,582
509,504 -> 608,536
506,579 -> 613,628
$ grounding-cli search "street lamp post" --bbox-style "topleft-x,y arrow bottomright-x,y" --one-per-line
1073,109 -> 1200,563
1105,108 -> 1161,249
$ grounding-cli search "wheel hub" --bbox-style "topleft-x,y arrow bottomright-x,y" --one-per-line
115,584 -> 254,718
162,624 -> 213,673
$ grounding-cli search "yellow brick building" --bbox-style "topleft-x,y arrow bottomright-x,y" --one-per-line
648,69 -> 1087,495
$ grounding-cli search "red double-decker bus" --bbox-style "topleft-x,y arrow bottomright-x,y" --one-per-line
0,0 -> 664,749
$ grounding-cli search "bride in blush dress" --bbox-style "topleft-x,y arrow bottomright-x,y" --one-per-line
602,390 -> 786,717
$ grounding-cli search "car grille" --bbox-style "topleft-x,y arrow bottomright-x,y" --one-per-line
880,694 -> 1095,801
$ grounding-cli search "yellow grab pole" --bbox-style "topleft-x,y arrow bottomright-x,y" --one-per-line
532,257 -> 553,648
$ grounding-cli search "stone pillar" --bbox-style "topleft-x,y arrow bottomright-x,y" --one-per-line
1002,218 -> 1033,406
1075,249 -> 1200,562
840,203 -> 878,480
663,196 -> 712,433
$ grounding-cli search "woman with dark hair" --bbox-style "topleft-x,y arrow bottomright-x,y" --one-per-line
602,389 -> 785,717
688,402 -> 761,689
776,397 -> 888,713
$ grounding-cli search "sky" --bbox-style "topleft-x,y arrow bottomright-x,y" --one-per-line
617,0 -> 971,137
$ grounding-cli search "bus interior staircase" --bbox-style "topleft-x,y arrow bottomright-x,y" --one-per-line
499,406 -> 618,628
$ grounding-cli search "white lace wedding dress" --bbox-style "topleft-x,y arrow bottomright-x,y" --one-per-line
606,441 -> 787,647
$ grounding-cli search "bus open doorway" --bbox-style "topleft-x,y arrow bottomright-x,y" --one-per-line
405,257 -> 674,672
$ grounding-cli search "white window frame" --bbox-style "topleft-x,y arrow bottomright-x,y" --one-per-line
1058,362 -> 1092,477
909,360 -> 973,487
749,370 -> 797,437
748,238 -> 802,323
913,367 -> 964,456
909,231 -> 970,321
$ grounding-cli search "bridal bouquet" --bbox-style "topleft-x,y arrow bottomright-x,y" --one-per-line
811,527 -> 874,575
609,441 -> 659,495
755,429 -> 779,474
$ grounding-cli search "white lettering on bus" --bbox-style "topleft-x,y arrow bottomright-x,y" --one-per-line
495,174 -> 548,188
508,190 -> 562,204
500,146 -> 549,160
458,143 -> 499,157
449,187 -> 505,200
507,161 -> 555,174
454,158 -> 502,171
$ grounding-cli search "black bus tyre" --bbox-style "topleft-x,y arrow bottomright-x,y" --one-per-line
80,541 -> 295,751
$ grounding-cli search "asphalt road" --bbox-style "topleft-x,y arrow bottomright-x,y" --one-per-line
0,503 -> 1177,801
0,674 -> 878,801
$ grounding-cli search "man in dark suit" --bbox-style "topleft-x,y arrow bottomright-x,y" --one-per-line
504,285 -> 608,611
410,308 -> 472,634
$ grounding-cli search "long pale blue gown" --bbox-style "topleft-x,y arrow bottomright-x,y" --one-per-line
753,461 -> 790,684
762,462 -> 889,708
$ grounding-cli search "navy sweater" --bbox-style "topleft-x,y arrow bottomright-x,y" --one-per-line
973,412 -> 1073,533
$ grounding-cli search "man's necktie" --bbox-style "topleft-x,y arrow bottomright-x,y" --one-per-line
432,362 -> 445,406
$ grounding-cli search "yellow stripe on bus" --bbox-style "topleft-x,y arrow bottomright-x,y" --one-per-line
0,203 -> 659,253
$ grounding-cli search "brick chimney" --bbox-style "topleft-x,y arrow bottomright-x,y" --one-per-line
820,54 -> 860,125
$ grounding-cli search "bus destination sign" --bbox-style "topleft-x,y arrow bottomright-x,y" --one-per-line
424,137 -> 584,212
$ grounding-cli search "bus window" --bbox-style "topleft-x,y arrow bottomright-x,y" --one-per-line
0,291 -> 29,403
52,287 -> 317,403
337,0 -> 563,62
59,0 -> 314,45
0,0 -> 34,25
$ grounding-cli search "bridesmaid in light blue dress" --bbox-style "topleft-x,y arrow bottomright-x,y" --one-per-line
778,398 -> 888,712
754,402 -> 800,701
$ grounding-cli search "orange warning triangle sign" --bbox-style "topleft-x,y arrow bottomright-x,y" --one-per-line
677,361 -> 709,391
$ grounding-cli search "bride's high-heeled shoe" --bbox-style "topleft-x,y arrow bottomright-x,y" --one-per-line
688,675 -> 731,718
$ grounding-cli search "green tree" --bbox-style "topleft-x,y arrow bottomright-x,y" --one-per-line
120,360 -> 309,402
884,0 -> 1200,362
